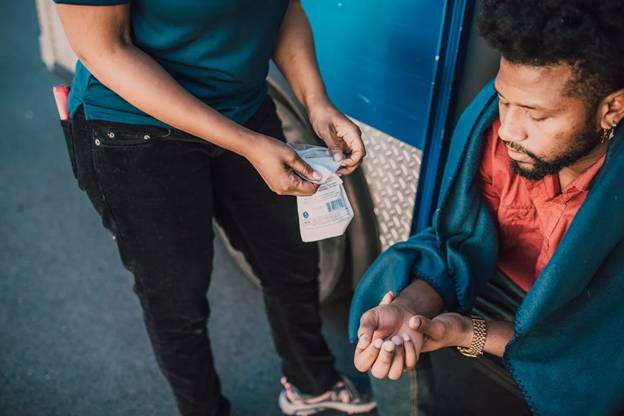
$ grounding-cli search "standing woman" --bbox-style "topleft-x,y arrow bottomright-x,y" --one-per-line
53,1 -> 375,415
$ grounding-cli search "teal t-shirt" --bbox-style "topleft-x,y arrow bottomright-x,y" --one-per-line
54,0 -> 289,126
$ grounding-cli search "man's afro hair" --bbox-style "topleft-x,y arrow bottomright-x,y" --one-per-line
478,0 -> 624,101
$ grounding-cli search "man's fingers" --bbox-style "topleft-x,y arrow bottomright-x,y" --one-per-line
388,336 -> 405,380
354,338 -> 383,372
370,340 -> 395,379
409,315 -> 445,340
403,333 -> 417,370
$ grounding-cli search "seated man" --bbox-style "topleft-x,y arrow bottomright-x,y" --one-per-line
349,1 -> 624,415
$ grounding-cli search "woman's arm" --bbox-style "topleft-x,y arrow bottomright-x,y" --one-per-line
272,0 -> 365,175
56,4 -> 319,196
272,1 -> 326,114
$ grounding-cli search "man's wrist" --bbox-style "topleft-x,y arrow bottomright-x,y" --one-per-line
456,315 -> 475,348
456,317 -> 487,357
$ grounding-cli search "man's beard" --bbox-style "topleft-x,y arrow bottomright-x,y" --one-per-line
504,122 -> 601,181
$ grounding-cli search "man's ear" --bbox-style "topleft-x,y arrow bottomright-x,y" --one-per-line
598,88 -> 624,130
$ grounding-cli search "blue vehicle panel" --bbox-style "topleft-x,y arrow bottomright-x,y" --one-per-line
302,0 -> 472,231
302,0 -> 446,149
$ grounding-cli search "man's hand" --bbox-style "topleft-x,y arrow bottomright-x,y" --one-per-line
354,292 -> 423,380
412,314 -> 514,358
409,313 -> 473,353
246,136 -> 320,196
307,102 -> 366,176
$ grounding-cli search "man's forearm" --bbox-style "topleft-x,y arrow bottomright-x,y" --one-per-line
483,320 -> 514,357
393,279 -> 446,319
273,0 -> 330,112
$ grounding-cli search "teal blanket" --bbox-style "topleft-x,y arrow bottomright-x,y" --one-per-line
348,81 -> 624,415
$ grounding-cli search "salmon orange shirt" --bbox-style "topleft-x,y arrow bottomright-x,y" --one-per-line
478,120 -> 605,292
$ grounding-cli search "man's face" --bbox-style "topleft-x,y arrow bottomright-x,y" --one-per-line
494,58 -> 601,180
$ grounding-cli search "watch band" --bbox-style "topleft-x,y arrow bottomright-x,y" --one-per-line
457,317 -> 487,358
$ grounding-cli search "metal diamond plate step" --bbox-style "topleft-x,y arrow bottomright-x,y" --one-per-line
354,120 -> 422,250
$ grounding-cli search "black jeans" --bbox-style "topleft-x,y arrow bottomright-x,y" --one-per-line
66,98 -> 340,416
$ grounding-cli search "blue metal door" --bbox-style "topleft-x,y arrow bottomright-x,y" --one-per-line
302,0 -> 473,233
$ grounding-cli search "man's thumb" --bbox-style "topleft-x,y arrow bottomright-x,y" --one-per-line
410,316 -> 444,340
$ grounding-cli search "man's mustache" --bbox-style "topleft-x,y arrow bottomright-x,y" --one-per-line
501,139 -> 525,153
501,139 -> 540,161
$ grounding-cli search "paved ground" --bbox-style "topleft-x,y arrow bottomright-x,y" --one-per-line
0,2 -> 386,415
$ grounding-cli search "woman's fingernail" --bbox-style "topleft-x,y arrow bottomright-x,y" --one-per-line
392,335 -> 402,346
311,171 -> 322,181
333,152 -> 344,162
383,340 -> 395,352
373,339 -> 383,349
402,333 -> 411,343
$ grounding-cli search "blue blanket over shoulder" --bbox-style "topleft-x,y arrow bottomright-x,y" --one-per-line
348,81 -> 624,415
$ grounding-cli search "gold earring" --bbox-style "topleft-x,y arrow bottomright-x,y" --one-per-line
609,121 -> 618,141
601,121 -> 617,143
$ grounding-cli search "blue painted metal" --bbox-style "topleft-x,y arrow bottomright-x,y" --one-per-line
301,0 -> 445,149
301,0 -> 473,231
411,0 -> 474,232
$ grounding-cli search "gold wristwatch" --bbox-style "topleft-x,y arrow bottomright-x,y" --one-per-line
457,317 -> 487,358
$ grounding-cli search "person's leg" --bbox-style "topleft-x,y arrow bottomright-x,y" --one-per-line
70,112 -> 228,416
211,98 -> 340,395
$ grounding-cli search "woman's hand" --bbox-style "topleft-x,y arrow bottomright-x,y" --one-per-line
307,102 -> 366,176
409,313 -> 474,353
246,136 -> 321,196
